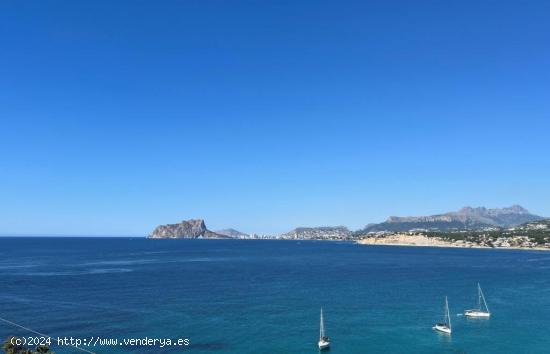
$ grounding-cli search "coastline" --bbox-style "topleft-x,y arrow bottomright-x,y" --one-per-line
146,237 -> 550,251
356,234 -> 550,251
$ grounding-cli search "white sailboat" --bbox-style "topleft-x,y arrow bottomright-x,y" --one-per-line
318,307 -> 330,350
464,283 -> 491,318
433,296 -> 452,334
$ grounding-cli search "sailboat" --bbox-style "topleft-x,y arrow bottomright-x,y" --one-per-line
433,296 -> 452,334
318,307 -> 330,350
464,283 -> 491,318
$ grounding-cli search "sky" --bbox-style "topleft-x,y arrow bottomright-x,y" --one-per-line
1,0 -> 549,236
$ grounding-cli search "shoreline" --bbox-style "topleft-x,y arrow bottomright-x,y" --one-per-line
3,236 -> 548,251
147,237 -> 550,251
357,241 -> 550,251
356,234 -> 550,252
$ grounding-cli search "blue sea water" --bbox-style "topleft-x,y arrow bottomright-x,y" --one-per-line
1,238 -> 550,353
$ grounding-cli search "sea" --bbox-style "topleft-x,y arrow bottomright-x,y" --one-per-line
1,237 -> 550,354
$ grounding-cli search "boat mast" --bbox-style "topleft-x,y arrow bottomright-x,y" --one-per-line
477,283 -> 482,310
320,308 -> 324,340
479,284 -> 489,313
445,297 -> 451,330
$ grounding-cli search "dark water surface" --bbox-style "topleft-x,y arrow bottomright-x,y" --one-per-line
1,238 -> 549,353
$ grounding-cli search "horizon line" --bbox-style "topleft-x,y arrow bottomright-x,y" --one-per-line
0,234 -> 146,238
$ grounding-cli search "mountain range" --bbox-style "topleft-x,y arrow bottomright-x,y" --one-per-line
357,205 -> 544,233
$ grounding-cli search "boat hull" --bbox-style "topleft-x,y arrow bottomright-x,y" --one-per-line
318,340 -> 330,350
433,324 -> 451,334
464,310 -> 490,318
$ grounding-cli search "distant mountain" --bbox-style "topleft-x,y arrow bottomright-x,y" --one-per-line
281,226 -> 351,240
357,205 -> 544,234
215,228 -> 249,238
149,219 -> 229,239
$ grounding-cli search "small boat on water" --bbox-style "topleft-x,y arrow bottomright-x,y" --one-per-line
318,307 -> 330,350
464,283 -> 491,318
433,296 -> 452,334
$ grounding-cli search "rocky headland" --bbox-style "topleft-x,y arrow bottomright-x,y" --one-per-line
149,219 -> 229,239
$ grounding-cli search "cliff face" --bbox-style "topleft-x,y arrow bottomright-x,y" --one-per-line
149,219 -> 228,239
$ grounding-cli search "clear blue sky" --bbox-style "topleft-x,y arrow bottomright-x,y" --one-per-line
1,1 -> 549,236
